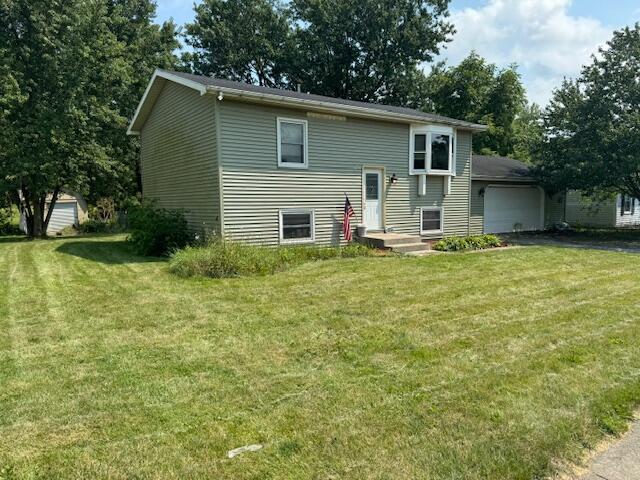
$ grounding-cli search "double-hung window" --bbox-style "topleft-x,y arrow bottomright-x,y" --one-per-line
410,126 -> 455,175
279,209 -> 315,243
277,118 -> 308,168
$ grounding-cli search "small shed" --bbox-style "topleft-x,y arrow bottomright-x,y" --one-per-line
20,193 -> 89,234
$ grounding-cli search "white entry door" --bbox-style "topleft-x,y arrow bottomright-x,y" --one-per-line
364,170 -> 383,230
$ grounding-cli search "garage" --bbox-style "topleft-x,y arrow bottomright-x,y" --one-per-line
483,185 -> 543,233
471,155 -> 555,235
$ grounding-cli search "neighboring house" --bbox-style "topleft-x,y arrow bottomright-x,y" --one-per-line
20,193 -> 89,234
128,70 -> 561,247
471,155 -> 565,234
566,191 -> 640,228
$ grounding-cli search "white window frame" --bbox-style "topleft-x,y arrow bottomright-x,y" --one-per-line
420,206 -> 444,235
409,125 -> 456,176
277,117 -> 308,169
279,209 -> 315,244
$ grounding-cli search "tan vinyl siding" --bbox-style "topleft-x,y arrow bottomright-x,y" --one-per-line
218,100 -> 473,245
566,191 -> 616,227
140,81 -> 220,234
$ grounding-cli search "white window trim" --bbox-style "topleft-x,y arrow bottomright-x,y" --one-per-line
279,209 -> 315,244
277,117 -> 308,169
420,206 -> 444,235
409,125 -> 456,176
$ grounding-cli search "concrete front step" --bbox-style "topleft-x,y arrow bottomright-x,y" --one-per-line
391,242 -> 432,254
357,232 -> 431,253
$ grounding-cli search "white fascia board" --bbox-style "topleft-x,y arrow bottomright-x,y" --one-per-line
127,70 -> 207,136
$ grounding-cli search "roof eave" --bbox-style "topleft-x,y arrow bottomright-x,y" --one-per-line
206,84 -> 488,132
127,70 -> 207,136
128,70 -> 488,134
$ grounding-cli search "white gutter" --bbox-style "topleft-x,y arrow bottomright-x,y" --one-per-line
206,85 -> 488,132
128,69 -> 489,135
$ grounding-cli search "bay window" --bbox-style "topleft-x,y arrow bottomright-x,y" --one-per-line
410,126 -> 455,175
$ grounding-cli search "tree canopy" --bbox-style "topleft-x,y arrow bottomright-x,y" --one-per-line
534,25 -> 640,198
183,0 -> 455,103
0,0 -> 178,237
424,52 -> 536,159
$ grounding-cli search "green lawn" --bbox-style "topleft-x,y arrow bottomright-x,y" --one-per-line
1,236 -> 640,479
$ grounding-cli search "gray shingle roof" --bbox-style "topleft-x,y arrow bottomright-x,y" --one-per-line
472,155 -> 534,181
162,70 -> 487,131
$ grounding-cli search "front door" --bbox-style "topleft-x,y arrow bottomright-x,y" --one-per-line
364,169 -> 383,231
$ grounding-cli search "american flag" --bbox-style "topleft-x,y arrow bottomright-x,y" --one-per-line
343,194 -> 355,241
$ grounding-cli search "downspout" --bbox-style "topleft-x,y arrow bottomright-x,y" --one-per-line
214,93 -> 225,238
468,135 -> 472,236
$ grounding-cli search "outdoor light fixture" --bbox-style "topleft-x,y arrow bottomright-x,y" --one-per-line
479,187 -> 486,197
390,173 -> 398,185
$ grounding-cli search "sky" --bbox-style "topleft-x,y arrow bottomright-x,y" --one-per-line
155,0 -> 640,105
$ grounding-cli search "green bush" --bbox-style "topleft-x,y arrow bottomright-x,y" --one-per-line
0,206 -> 22,236
77,219 -> 121,234
169,240 -> 377,278
127,202 -> 192,256
433,234 -> 502,252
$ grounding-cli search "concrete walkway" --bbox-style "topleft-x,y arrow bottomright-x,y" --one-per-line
577,420 -> 640,480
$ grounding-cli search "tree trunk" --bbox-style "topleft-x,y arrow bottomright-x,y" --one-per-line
20,187 -> 60,238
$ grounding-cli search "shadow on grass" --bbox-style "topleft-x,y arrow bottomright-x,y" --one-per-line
56,240 -> 164,265
0,235 -> 28,244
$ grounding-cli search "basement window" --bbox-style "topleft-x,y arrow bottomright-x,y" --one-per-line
420,207 -> 443,235
279,209 -> 315,243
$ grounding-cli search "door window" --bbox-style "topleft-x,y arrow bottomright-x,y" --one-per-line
366,173 -> 379,200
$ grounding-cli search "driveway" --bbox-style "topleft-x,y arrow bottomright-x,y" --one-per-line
504,233 -> 640,254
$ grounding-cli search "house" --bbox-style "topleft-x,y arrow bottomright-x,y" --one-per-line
19,193 -> 89,235
471,155 -> 565,234
128,70 -> 563,248
566,191 -> 640,228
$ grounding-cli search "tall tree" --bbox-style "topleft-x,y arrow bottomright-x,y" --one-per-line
183,0 -> 292,88
0,0 -> 178,237
425,52 -> 530,157
183,0 -> 454,102
289,0 -> 454,102
534,25 -> 640,198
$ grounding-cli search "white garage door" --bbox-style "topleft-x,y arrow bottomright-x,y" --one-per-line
48,202 -> 78,233
484,186 -> 543,233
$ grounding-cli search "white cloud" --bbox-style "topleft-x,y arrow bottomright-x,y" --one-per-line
438,0 -> 611,105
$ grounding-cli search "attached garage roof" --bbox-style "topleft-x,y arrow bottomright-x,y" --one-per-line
128,69 -> 488,135
472,155 -> 534,182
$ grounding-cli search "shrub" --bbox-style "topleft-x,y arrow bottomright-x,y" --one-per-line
77,219 -> 121,234
127,202 -> 192,256
433,234 -> 502,252
169,240 -> 377,278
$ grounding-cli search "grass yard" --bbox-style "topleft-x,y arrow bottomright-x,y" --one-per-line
1,235 -> 640,479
